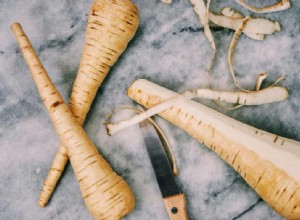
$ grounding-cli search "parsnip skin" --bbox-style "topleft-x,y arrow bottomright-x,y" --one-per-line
236,0 -> 291,14
127,79 -> 300,219
39,0 -> 139,207
106,85 -> 289,136
11,23 -> 135,220
208,11 -> 281,41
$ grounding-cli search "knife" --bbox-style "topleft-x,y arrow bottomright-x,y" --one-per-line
140,120 -> 189,220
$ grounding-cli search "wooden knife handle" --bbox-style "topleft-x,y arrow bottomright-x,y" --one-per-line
163,194 -> 189,220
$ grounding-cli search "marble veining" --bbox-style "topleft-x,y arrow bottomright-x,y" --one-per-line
1,0 -> 300,219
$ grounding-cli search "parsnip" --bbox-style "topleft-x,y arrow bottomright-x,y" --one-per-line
125,79 -> 300,219
39,0 -> 139,207
11,23 -> 135,220
236,0 -> 291,13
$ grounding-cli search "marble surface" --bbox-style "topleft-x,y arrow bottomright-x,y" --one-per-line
1,0 -> 300,219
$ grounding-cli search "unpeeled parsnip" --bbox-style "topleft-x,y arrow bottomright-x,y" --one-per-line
11,23 -> 135,220
127,79 -> 300,219
39,0 -> 139,207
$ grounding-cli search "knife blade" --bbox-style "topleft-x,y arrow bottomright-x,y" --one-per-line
140,120 -> 188,220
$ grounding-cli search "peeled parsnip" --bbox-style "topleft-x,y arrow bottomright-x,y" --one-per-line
11,23 -> 135,220
126,79 -> 300,219
39,0 -> 139,207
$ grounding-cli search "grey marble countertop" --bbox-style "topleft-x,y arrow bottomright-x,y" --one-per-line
1,0 -> 300,219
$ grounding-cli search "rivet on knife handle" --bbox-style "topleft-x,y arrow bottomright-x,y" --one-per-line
163,194 -> 188,220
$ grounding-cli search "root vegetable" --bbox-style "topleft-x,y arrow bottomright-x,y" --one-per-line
127,79 -> 300,219
236,0 -> 291,13
11,23 -> 135,220
39,0 -> 139,207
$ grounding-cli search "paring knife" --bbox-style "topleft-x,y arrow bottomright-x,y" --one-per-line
140,120 -> 189,220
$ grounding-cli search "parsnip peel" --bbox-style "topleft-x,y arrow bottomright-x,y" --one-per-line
161,0 -> 172,4
236,0 -> 291,13
107,85 -> 288,135
105,106 -> 179,176
228,16 -> 285,92
222,7 -> 243,18
208,9 -> 281,41
255,72 -> 268,91
190,0 -> 216,51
